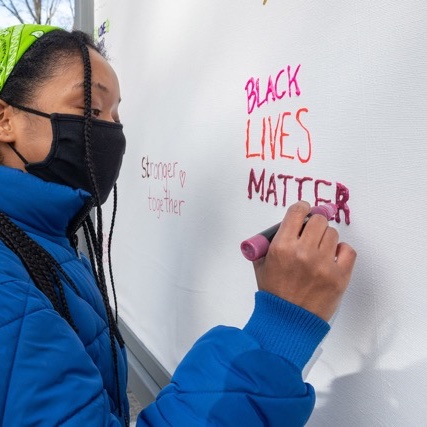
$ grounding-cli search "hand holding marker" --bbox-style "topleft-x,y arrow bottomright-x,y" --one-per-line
240,203 -> 338,261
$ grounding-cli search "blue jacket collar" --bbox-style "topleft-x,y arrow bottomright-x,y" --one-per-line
0,166 -> 93,238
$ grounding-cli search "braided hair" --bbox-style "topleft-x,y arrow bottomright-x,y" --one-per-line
0,29 -> 126,421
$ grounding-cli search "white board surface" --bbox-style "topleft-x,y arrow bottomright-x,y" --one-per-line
95,1 -> 427,425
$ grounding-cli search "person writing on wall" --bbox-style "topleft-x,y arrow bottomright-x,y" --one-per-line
0,24 -> 356,426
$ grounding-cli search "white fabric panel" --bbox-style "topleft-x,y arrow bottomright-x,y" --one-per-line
95,2 -> 427,425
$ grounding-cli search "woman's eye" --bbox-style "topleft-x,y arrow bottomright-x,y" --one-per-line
91,108 -> 101,118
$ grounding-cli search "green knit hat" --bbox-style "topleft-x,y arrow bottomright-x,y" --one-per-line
0,24 -> 58,92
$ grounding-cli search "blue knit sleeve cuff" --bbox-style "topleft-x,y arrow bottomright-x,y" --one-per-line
243,291 -> 330,371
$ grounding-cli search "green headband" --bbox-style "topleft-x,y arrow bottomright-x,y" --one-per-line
0,24 -> 59,92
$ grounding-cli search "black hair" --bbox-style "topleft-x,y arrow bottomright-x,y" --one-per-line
0,29 -> 126,423
0,29 -> 105,105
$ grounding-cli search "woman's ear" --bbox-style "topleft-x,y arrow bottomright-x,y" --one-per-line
0,100 -> 17,143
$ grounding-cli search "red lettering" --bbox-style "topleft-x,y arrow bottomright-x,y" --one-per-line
265,174 -> 278,206
295,177 -> 313,200
245,118 -> 265,159
247,169 -> 351,224
245,108 -> 312,163
248,168 -> 266,201
335,182 -> 351,224
277,174 -> 294,206
315,180 -> 332,205
279,112 -> 294,159
296,108 -> 312,163
268,114 -> 282,160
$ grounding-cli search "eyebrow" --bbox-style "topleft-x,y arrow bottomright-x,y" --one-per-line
72,81 -> 121,102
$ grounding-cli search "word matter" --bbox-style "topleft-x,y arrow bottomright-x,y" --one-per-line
247,168 -> 351,224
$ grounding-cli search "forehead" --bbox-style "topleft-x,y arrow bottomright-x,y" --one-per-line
88,48 -> 120,89
43,47 -> 120,98
29,46 -> 121,112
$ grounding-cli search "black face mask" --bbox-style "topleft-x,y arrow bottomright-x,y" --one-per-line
8,105 -> 126,205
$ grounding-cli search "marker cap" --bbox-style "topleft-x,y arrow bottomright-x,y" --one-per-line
240,234 -> 270,261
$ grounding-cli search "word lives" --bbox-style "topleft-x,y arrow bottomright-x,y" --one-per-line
243,65 -> 351,223
141,156 -> 187,219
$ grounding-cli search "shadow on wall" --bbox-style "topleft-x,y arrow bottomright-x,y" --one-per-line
307,308 -> 427,426
307,236 -> 427,425
202,343 -> 427,426
308,358 -> 427,426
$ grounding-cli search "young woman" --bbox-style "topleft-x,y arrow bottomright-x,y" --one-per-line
0,24 -> 356,426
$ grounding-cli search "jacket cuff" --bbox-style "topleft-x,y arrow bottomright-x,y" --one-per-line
243,291 -> 330,371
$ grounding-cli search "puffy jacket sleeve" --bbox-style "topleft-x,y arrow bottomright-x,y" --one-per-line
137,291 -> 330,427
0,279 -> 123,426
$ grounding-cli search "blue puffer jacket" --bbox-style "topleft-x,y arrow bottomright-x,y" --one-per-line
0,167 -> 129,426
0,166 -> 330,426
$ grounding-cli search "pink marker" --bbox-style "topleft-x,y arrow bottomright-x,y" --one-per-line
240,203 -> 337,261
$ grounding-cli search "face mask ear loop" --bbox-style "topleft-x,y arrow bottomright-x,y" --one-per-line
8,143 -> 30,166
6,102 -> 51,119
4,102 -> 51,166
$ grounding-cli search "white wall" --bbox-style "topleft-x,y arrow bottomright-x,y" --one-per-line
95,1 -> 427,425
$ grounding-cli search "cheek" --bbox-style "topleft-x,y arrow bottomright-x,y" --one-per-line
22,118 -> 53,163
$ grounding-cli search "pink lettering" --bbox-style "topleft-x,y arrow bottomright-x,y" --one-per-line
248,168 -> 266,201
247,169 -> 351,224
314,180 -> 332,205
277,174 -> 294,206
244,65 -> 301,114
335,182 -> 351,225
287,64 -> 301,97
265,174 -> 278,206
295,177 -> 313,200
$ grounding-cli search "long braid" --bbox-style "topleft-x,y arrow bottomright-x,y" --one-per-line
82,217 -> 99,281
108,184 -> 119,323
0,213 -> 79,331
83,212 -> 122,340
76,34 -> 124,418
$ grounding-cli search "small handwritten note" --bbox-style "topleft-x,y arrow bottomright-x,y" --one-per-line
141,156 -> 187,219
